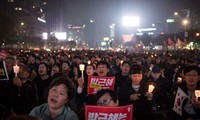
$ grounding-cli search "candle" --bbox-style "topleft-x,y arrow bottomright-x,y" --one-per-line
88,60 -> 91,64
13,64 -> 20,77
148,85 -> 155,93
195,90 -> 200,98
177,77 -> 182,83
79,64 -> 85,71
79,64 -> 85,78
120,60 -> 123,65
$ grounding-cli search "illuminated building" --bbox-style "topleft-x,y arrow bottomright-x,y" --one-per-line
0,0 -> 47,38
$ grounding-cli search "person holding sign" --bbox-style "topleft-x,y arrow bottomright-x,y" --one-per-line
167,65 -> 200,120
77,61 -> 113,119
83,61 -> 113,104
118,64 -> 154,120
77,64 -> 96,96
29,74 -> 78,120
96,89 -> 119,107
85,89 -> 133,120
95,60 -> 112,77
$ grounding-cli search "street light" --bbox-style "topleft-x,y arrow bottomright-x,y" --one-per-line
182,19 -> 189,30
174,12 -> 178,16
21,22 -> 24,26
182,19 -> 188,26
182,19 -> 189,39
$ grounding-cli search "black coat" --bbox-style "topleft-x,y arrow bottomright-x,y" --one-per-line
118,78 -> 154,120
11,80 -> 38,114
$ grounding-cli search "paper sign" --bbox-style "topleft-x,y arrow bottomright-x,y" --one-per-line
85,105 -> 133,120
87,76 -> 115,94
0,61 -> 9,80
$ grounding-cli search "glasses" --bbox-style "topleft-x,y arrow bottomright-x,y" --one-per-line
97,98 -> 112,106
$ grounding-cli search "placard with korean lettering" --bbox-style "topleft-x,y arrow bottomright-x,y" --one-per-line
85,105 -> 133,120
0,61 -> 9,80
87,76 -> 115,94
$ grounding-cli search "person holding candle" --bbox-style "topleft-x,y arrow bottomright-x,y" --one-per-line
146,65 -> 171,113
76,61 -> 112,119
167,65 -> 200,120
77,64 -> 96,97
76,64 -> 96,119
11,63 -> 38,115
118,64 -> 154,120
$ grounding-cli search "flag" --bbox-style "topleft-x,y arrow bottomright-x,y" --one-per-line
177,38 -> 184,47
183,39 -> 187,46
168,37 -> 174,47
163,40 -> 167,47
135,39 -> 139,48
140,40 -> 144,46
172,87 -> 189,116
0,51 -> 8,60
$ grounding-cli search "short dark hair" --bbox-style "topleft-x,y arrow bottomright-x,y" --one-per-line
52,63 -> 62,72
96,61 -> 110,69
5,56 -> 15,61
122,61 -> 131,66
19,63 -> 30,73
74,56 -> 81,60
184,65 -> 200,76
62,61 -> 71,67
95,89 -> 118,103
39,62 -> 49,74
29,53 -> 36,58
86,64 -> 95,69
129,64 -> 143,75
49,74 -> 76,101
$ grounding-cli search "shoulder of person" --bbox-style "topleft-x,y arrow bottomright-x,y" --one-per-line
64,106 -> 78,120
29,103 -> 48,116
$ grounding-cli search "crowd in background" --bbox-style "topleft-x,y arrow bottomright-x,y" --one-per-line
0,49 -> 200,120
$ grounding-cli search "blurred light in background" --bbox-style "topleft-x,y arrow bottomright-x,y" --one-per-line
54,32 -> 67,40
43,32 -> 48,40
123,16 -> 139,27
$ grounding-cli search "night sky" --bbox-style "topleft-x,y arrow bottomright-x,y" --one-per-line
62,0 -> 200,43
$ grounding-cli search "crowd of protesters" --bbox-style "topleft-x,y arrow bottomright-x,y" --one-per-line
0,49 -> 200,120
